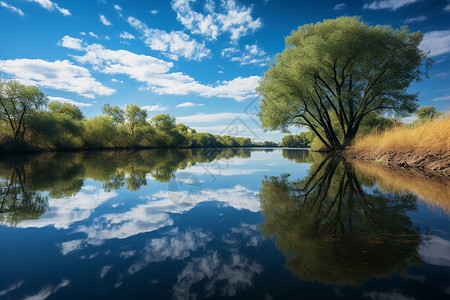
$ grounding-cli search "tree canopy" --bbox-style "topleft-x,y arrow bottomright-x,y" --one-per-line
257,16 -> 431,151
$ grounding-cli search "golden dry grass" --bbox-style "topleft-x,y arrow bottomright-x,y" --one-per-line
351,117 -> 450,154
351,159 -> 450,215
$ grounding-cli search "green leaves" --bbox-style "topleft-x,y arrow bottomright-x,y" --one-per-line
258,17 -> 431,151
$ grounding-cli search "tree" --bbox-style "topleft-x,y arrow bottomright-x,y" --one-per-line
125,104 -> 147,134
259,155 -> 421,286
102,103 -> 125,126
48,101 -> 84,121
279,132 -> 312,147
257,17 -> 431,152
0,80 -> 47,149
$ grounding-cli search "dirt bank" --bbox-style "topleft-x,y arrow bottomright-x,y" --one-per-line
344,149 -> 450,179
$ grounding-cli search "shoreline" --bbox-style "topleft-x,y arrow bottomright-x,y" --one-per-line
344,148 -> 450,179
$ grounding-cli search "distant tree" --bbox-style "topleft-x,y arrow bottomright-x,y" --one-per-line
125,104 -> 147,134
279,132 -> 312,147
414,106 -> 442,120
102,103 -> 125,126
48,101 -> 84,121
257,17 -> 431,151
0,80 -> 47,149
151,114 -> 176,132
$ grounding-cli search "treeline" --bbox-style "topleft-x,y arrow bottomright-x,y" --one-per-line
0,80 -> 276,152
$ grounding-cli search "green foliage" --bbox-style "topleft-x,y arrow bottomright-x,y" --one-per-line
0,80 -> 47,149
279,132 -> 312,147
0,81 -> 277,152
257,16 -> 431,151
259,155 -> 421,286
412,106 -> 443,127
126,104 -> 147,134
102,103 -> 125,125
48,101 -> 84,121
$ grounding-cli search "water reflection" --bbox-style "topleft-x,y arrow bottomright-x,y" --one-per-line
259,154 -> 422,286
0,149 -> 449,299
0,149 -> 252,226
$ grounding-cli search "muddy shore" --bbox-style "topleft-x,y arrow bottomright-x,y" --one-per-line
344,149 -> 450,179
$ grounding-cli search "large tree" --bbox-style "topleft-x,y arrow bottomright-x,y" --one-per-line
0,80 -> 47,149
257,17 -> 431,151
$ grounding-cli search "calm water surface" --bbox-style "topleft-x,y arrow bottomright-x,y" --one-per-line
0,149 -> 449,299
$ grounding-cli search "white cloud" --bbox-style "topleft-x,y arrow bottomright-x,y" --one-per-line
15,186 -> 117,229
99,265 -> 113,279
176,112 -> 252,123
0,1 -> 25,16
0,281 -> 24,297
80,32 -> 86,36
432,95 -> 450,101
150,9 -> 158,14
176,101 -> 203,107
228,44 -> 272,66
128,16 -> 210,61
25,0 -> 71,16
89,32 -> 99,38
67,39 -> 258,101
404,15 -> 426,23
445,4 -> 450,12
0,58 -> 115,98
119,31 -> 135,40
173,250 -> 263,299
363,0 -> 419,11
113,4 -> 122,11
128,229 -> 213,275
171,0 -> 262,41
111,78 -> 124,83
99,14 -> 112,26
48,96 -> 93,107
420,30 -> 450,56
142,104 -> 168,112
59,35 -> 83,50
419,236 -> 450,267
334,3 -> 346,10
22,280 -> 71,300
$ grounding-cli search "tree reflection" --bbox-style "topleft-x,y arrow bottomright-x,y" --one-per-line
0,159 -> 48,225
0,148 -> 252,225
259,155 -> 422,286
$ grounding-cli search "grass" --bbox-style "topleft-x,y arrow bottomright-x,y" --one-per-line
351,117 -> 450,154
351,159 -> 450,215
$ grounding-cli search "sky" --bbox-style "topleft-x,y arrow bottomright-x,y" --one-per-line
0,0 -> 449,142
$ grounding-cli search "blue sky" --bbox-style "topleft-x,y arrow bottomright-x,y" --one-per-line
0,0 -> 449,142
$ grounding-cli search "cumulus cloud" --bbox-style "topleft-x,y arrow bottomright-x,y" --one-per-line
0,58 -> 115,98
120,31 -> 135,40
142,104 -> 168,111
150,9 -> 158,14
15,185 -> 117,229
420,30 -> 450,56
99,14 -> 112,26
226,44 -> 272,66
63,38 -> 258,101
25,0 -> 70,16
59,35 -> 83,50
363,0 -> 419,11
171,0 -> 262,41
48,96 -> 93,107
128,16 -> 210,61
0,1 -> 25,16
89,32 -> 99,38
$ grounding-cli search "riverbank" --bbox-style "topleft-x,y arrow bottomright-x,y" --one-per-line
344,117 -> 449,177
